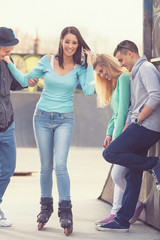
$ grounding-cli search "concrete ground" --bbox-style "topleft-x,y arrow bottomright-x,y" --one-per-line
1,147 -> 160,240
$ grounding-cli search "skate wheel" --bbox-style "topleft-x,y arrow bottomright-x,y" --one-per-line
64,228 -> 72,236
38,222 -> 43,231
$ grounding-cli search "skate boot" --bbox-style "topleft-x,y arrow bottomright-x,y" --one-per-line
37,197 -> 53,230
58,200 -> 73,236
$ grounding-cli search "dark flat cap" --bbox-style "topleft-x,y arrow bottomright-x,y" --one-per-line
0,27 -> 19,47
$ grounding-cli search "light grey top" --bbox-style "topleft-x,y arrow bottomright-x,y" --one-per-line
126,55 -> 160,132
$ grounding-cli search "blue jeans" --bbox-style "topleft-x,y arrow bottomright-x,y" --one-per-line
0,122 -> 16,204
103,123 -> 160,227
33,109 -> 74,201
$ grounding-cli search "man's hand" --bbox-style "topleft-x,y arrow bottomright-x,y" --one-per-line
3,56 -> 11,64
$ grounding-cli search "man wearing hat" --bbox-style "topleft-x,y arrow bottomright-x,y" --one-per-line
0,27 -> 38,227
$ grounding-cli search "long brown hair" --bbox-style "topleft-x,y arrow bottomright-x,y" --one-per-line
93,54 -> 128,107
56,26 -> 90,69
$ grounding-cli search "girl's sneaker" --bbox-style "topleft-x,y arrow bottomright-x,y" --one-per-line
95,214 -> 116,225
0,209 -> 12,227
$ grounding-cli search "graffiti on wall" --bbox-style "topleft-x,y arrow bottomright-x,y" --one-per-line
152,0 -> 160,58
11,54 -> 43,92
11,54 -> 82,92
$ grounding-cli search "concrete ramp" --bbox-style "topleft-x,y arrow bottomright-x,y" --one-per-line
11,92 -> 40,147
11,92 -> 111,148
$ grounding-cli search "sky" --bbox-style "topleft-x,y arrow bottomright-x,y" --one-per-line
0,0 -> 143,54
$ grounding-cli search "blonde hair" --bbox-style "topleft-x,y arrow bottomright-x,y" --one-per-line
93,54 -> 128,107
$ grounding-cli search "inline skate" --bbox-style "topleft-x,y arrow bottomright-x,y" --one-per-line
37,197 -> 53,230
58,200 -> 73,236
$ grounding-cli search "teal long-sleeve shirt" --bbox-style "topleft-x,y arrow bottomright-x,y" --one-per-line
106,72 -> 130,140
7,55 -> 95,113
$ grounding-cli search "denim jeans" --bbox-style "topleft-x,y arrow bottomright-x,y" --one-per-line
0,122 -> 16,204
33,109 -> 75,202
103,123 -> 160,227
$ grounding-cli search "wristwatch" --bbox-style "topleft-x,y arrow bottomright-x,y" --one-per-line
134,118 -> 142,126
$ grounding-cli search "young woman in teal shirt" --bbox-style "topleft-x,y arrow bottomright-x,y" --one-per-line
4,26 -> 95,236
93,54 -> 144,227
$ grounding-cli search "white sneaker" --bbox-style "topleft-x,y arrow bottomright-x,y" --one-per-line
0,209 -> 12,227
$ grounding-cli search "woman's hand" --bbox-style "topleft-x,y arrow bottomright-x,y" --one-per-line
3,55 -> 39,87
103,135 -> 112,148
28,78 -> 39,87
83,49 -> 95,66
3,56 -> 11,64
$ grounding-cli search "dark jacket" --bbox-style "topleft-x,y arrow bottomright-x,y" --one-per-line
0,59 -> 24,130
